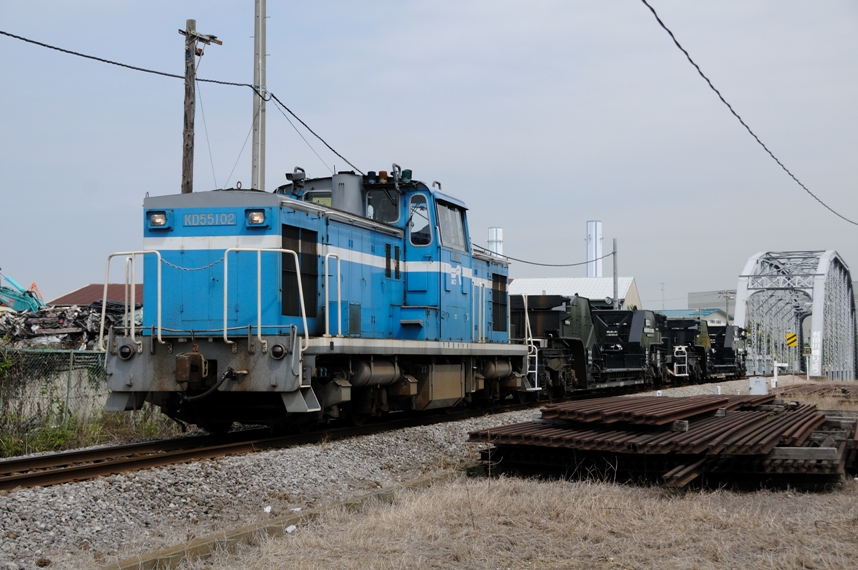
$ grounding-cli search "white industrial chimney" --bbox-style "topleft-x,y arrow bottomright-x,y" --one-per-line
488,227 -> 503,255
586,220 -> 603,277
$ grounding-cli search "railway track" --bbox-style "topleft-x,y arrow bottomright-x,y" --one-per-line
0,402 -> 542,492
0,376 -> 740,492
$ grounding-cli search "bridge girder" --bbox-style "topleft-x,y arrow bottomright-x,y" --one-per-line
734,250 -> 856,380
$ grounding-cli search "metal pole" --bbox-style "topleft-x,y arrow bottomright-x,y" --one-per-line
252,0 -> 267,191
612,239 -> 619,309
65,351 -> 73,426
179,20 -> 222,194
0,348 -> 4,417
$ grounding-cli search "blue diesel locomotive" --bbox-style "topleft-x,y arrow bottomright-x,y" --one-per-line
101,165 -> 529,430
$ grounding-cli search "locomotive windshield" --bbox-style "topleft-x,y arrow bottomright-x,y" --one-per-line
304,190 -> 331,207
408,194 -> 432,246
366,189 -> 399,223
437,201 -> 467,251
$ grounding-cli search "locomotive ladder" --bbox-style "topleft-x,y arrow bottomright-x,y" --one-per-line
673,346 -> 689,378
522,295 -> 541,390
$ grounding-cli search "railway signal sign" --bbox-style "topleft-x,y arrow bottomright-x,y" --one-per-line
786,332 -> 798,347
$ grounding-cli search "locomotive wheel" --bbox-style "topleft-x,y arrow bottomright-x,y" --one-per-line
199,421 -> 233,435
347,409 -> 371,426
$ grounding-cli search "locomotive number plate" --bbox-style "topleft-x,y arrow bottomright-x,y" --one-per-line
183,212 -> 236,226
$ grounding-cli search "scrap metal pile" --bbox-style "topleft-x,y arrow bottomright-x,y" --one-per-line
0,301 -> 135,350
469,395 -> 857,488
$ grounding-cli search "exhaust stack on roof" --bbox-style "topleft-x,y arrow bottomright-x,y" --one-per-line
586,220 -> 603,277
488,227 -> 503,255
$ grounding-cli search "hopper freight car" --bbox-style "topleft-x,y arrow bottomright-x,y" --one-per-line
509,295 -> 743,394
510,294 -> 667,393
707,324 -> 747,380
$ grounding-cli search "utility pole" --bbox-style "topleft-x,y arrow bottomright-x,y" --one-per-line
179,19 -> 221,194
717,289 -> 736,323
251,0 -> 267,191
612,239 -> 619,310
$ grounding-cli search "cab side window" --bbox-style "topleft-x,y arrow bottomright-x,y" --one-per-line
409,195 -> 432,246
436,202 -> 466,251
366,190 -> 399,223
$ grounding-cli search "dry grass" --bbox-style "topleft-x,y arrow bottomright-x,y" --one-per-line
773,378 -> 858,413
183,476 -> 858,570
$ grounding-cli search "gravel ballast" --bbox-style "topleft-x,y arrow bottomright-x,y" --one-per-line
0,378 -> 781,569
0,409 -> 534,569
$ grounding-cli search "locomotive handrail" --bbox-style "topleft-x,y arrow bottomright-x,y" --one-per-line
507,291 -> 512,345
222,248 -> 309,353
98,251 -> 163,352
479,283 -> 487,343
323,253 -> 343,338
472,282 -> 487,343
123,257 -> 132,332
518,293 -> 541,390
471,285 -> 476,342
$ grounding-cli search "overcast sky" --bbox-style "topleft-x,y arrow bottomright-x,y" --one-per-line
2,1 -> 857,308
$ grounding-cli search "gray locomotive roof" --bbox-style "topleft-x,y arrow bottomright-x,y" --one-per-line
144,190 -> 283,208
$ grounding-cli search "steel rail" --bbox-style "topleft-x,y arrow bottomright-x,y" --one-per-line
0,400 -> 547,492
0,434 -> 239,476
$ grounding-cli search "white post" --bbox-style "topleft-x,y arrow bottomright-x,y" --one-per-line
773,361 -> 787,389
612,239 -> 619,310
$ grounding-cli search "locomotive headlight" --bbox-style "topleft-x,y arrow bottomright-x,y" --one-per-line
247,210 -> 266,226
118,344 -> 135,360
149,213 -> 167,226
269,344 -> 287,360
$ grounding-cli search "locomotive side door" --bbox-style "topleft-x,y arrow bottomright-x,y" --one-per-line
402,192 -> 440,340
435,200 -> 471,342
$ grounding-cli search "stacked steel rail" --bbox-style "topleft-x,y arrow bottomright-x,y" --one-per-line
469,395 -> 856,487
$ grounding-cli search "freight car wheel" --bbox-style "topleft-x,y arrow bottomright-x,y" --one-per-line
514,391 -> 536,404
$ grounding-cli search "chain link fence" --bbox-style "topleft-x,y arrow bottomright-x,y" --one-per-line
0,348 -> 184,457
0,348 -> 108,434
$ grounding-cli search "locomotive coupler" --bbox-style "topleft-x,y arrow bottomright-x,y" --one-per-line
183,367 -> 236,402
175,347 -> 209,389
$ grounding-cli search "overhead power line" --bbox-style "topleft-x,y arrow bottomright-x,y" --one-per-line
473,245 -> 615,268
639,0 -> 858,227
0,29 -> 359,174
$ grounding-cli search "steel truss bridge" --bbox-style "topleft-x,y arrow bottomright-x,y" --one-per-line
734,251 -> 856,380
